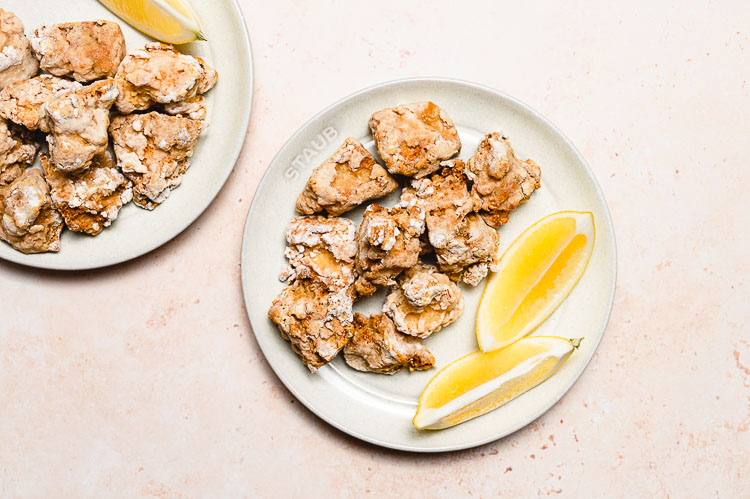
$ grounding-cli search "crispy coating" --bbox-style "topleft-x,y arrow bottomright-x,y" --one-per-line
401,161 -> 499,285
368,101 -> 461,178
296,137 -> 398,216
162,94 -> 206,121
383,264 -> 464,338
0,118 -> 37,185
0,168 -> 63,253
279,215 -> 357,292
30,20 -> 126,82
467,132 -> 541,227
0,75 -> 80,131
114,43 -> 217,115
268,279 -> 354,373
45,78 -> 118,172
436,212 -> 499,285
354,203 -> 425,295
41,151 -> 132,235
109,112 -> 203,210
0,9 -> 38,91
273,217 -> 358,373
344,313 -> 434,375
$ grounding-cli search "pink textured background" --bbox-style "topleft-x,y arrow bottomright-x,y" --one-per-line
1,0 -> 749,496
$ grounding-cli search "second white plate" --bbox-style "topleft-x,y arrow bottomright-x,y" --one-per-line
241,78 -> 616,452
0,0 -> 253,269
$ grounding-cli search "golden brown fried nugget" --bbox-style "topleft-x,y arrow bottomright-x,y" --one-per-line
344,313 -> 434,375
369,101 -> 461,178
296,137 -> 397,216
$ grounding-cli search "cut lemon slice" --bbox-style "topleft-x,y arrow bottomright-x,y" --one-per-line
97,0 -> 206,44
413,336 -> 580,430
477,211 -> 595,353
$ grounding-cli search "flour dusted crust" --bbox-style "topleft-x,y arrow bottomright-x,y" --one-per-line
400,161 -> 499,285
280,215 -> 357,292
369,101 -> 461,178
0,168 -> 62,253
383,263 -> 464,339
344,313 -> 434,375
109,111 -> 203,210
45,78 -> 118,172
271,215 -> 358,372
162,94 -> 207,121
0,117 -> 37,185
41,151 -> 132,235
114,43 -> 217,116
354,202 -> 426,295
295,137 -> 398,216
268,279 -> 355,373
467,132 -> 541,228
0,9 -> 38,91
30,20 -> 126,82
0,75 -> 81,132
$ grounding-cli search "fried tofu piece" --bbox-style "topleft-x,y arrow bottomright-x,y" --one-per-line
109,112 -> 203,210
344,313 -> 434,375
268,279 -> 355,373
400,160 -> 476,226
30,20 -> 126,82
0,168 -> 63,253
354,203 -> 425,295
41,151 -> 132,235
0,118 -> 37,185
383,264 -> 464,338
114,43 -> 217,115
45,78 -> 118,172
402,161 -> 499,285
295,137 -> 398,216
272,217 -> 358,372
368,101 -> 461,178
0,75 -> 80,131
467,132 -> 541,228
0,9 -> 38,91
433,212 -> 499,285
280,215 -> 357,292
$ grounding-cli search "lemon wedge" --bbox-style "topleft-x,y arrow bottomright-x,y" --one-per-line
476,211 -> 595,353
97,0 -> 206,44
413,336 -> 580,430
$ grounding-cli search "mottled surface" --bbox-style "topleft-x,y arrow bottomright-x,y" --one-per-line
30,20 -> 126,82
0,0 -> 749,496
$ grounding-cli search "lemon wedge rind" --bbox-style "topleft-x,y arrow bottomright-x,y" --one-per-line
98,0 -> 206,44
413,336 -> 580,430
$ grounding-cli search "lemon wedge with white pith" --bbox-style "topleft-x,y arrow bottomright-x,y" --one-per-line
476,211 -> 595,353
413,336 -> 581,430
97,0 -> 205,44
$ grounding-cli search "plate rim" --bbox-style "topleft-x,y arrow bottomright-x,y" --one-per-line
241,76 -> 617,452
0,0 -> 254,271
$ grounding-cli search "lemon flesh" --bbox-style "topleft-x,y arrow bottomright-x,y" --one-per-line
477,211 -> 595,353
98,0 -> 205,44
413,336 -> 578,430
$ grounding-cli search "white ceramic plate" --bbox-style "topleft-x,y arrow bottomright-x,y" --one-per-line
241,78 -> 616,452
0,0 -> 253,270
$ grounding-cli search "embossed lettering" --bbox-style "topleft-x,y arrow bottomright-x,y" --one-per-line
285,167 -> 299,180
310,134 -> 327,151
291,156 -> 304,169
284,126 -> 341,182
302,148 -> 316,162
322,126 -> 338,141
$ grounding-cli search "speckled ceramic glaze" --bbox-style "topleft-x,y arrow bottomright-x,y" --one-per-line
0,0 -> 253,270
241,78 -> 617,452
